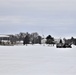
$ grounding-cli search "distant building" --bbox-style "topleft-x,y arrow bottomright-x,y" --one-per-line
0,35 -> 10,41
0,35 -> 11,45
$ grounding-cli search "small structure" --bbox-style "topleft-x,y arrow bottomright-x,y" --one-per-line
0,35 -> 11,45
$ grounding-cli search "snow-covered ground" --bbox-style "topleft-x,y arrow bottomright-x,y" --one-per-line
0,45 -> 76,75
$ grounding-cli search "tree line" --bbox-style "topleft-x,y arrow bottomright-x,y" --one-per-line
8,32 -> 76,45
0,32 -> 76,46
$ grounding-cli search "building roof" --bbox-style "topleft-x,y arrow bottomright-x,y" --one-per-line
0,35 -> 9,37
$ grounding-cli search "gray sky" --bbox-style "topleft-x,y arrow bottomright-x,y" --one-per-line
0,0 -> 76,37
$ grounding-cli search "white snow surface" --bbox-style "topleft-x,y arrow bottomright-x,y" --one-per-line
0,45 -> 76,75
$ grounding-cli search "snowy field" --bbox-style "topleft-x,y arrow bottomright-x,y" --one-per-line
0,45 -> 76,75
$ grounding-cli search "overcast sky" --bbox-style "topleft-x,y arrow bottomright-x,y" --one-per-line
0,0 -> 76,37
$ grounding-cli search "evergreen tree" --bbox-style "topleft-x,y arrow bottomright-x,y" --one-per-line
60,39 -> 62,43
23,35 -> 30,45
38,36 -> 42,44
46,35 -> 54,44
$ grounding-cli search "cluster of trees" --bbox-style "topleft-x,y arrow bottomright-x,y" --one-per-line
8,32 -> 42,45
64,37 -> 76,45
7,32 -> 55,45
22,34 -> 55,45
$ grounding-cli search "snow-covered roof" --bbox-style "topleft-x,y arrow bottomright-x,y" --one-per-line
0,35 -> 9,37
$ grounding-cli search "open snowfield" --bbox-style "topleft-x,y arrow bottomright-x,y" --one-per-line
0,45 -> 76,75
